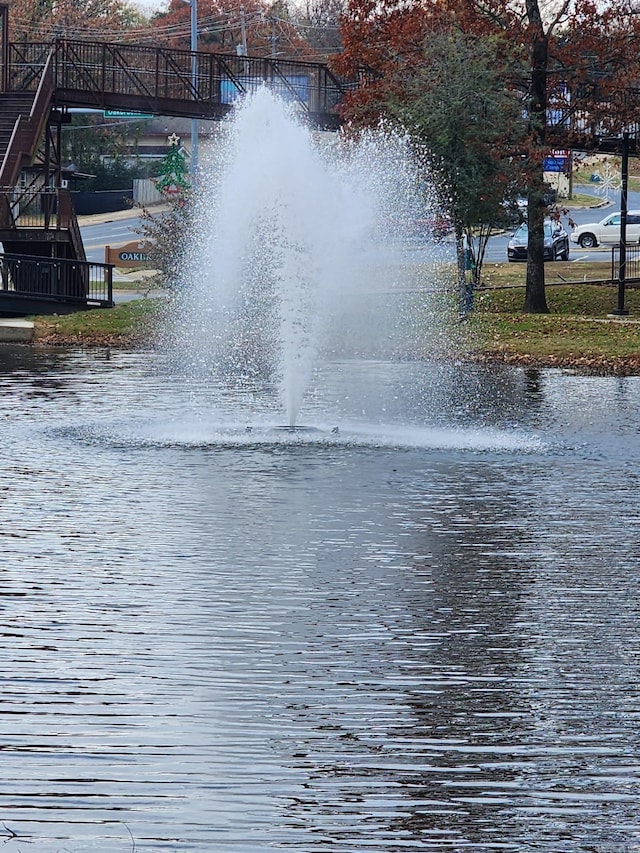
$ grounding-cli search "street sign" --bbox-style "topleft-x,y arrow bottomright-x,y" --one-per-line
104,110 -> 153,118
544,156 -> 568,172
105,241 -> 155,269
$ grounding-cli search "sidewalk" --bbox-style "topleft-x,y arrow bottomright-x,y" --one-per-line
77,201 -> 169,227
0,318 -> 34,343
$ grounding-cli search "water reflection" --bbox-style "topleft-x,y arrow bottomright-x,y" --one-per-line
0,347 -> 639,852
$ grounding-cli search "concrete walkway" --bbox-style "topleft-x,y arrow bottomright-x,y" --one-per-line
77,202 -> 168,227
0,318 -> 34,342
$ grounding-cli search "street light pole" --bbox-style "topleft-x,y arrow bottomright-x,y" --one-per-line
613,132 -> 630,317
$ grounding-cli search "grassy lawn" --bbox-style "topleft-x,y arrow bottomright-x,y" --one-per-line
479,259 -> 613,289
32,297 -> 165,347
565,191 -> 608,207
573,155 -> 640,194
30,267 -> 640,373
465,276 -> 640,371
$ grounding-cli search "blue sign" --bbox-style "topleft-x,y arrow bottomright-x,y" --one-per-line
544,156 -> 568,173
221,75 -> 309,106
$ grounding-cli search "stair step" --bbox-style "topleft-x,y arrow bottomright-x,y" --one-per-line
0,92 -> 37,186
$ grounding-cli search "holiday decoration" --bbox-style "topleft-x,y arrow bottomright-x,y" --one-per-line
155,136 -> 191,195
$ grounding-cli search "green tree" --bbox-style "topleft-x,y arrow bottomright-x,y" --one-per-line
155,143 -> 191,195
65,115 -> 140,165
384,29 -> 525,310
335,0 -> 640,313
62,114 -> 159,189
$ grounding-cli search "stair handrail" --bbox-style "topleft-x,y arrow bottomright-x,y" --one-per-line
57,187 -> 87,262
0,45 -> 54,187
0,184 -> 58,228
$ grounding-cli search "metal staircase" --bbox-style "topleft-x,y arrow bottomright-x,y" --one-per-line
0,93 -> 35,177
0,41 -> 111,316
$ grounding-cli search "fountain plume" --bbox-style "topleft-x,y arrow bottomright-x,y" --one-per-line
169,88 -> 448,428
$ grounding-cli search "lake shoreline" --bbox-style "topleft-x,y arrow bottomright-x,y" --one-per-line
28,325 -> 640,376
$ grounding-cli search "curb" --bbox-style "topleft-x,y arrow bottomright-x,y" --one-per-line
587,198 -> 612,209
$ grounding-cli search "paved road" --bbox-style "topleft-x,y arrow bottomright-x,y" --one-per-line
486,185 -> 640,265
77,206 -> 165,293
79,207 -> 151,266
77,190 -> 634,280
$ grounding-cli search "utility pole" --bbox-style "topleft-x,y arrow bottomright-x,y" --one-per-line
178,0 -> 198,177
190,0 -> 198,179
240,6 -> 248,56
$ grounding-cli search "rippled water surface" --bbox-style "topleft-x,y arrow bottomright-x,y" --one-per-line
1,347 -> 639,852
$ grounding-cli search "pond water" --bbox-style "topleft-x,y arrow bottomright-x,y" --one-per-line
1,346 -> 639,853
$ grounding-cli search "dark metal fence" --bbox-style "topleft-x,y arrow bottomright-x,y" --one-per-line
611,244 -> 640,282
0,185 -> 87,262
0,252 -> 113,305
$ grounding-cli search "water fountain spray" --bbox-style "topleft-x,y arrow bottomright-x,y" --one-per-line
170,88 -> 443,430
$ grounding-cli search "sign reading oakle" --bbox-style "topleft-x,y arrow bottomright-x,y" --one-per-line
105,241 -> 155,269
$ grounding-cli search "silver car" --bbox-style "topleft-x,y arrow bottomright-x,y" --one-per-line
570,210 -> 640,248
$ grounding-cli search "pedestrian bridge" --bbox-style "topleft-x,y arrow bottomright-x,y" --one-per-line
5,37 -> 356,129
0,9 -> 364,315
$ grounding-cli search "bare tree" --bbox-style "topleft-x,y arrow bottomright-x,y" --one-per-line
294,0 -> 344,58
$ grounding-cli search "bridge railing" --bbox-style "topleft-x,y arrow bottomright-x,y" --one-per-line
0,184 -> 88,263
6,39 -> 360,120
0,251 -> 113,304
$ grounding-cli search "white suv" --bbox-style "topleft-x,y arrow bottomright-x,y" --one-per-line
570,211 -> 640,248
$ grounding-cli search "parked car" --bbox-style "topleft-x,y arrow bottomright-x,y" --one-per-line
507,220 -> 570,262
570,210 -> 640,248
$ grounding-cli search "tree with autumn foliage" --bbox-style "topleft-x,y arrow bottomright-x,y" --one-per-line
5,0 -> 145,41
335,0 -> 640,313
500,0 -> 640,312
294,0 -> 344,61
